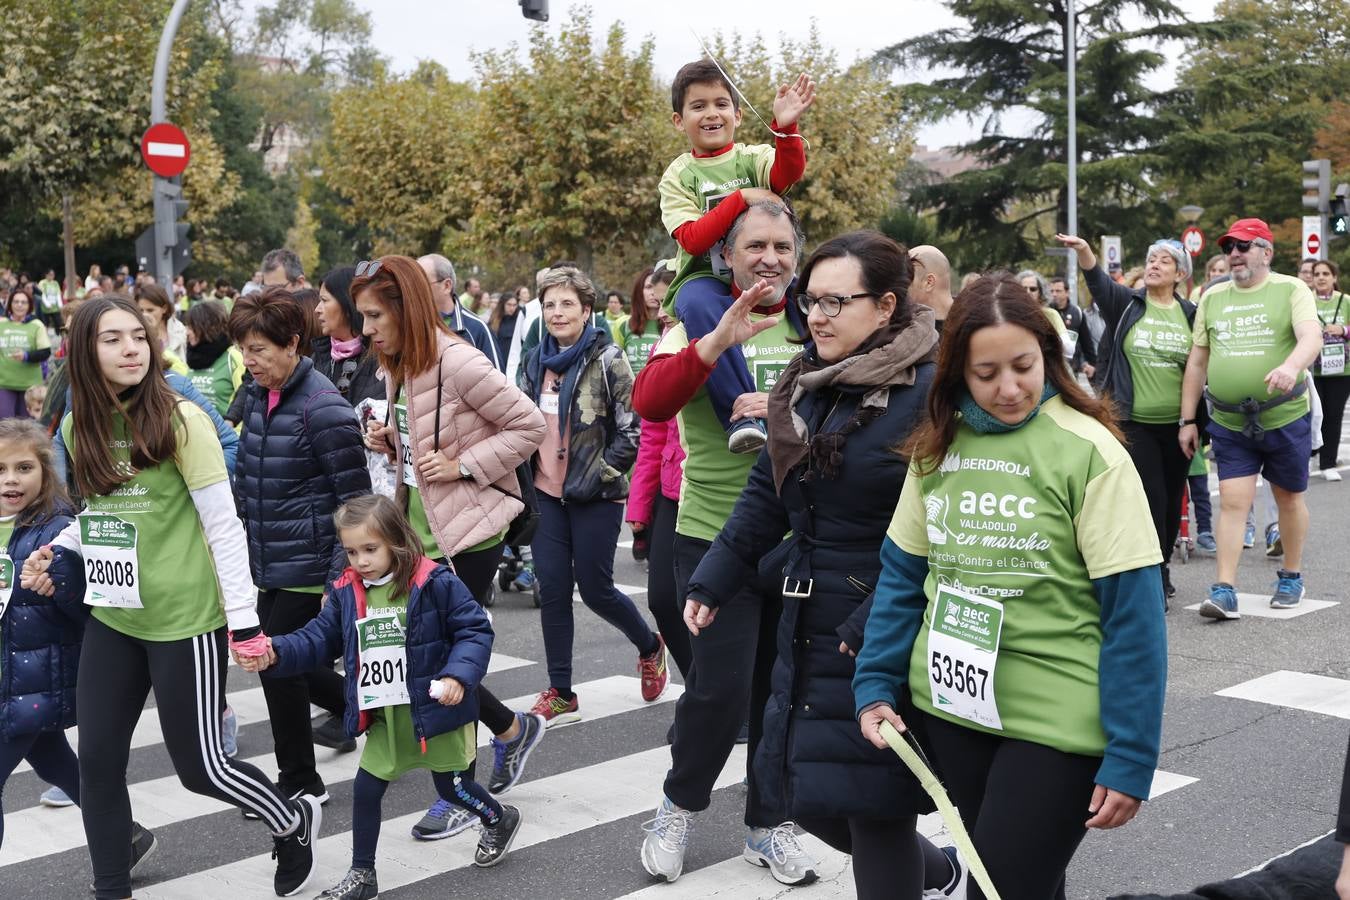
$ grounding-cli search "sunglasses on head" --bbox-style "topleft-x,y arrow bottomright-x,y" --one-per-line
355,259 -> 382,278
1220,239 -> 1254,254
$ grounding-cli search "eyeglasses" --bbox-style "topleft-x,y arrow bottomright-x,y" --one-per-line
355,259 -> 382,278
1220,239 -> 1254,254
796,292 -> 876,317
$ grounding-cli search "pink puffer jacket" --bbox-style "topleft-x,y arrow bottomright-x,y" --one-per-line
387,332 -> 546,557
625,416 -> 684,527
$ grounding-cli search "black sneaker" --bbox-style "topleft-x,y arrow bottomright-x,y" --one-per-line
313,715 -> 357,753
129,822 -> 157,876
272,793 -> 323,896
316,866 -> 378,899
473,804 -> 522,868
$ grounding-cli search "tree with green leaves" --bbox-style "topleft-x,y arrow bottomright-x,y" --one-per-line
882,0 -> 1231,271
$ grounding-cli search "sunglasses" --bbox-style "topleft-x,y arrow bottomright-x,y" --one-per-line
1220,239 -> 1254,254
355,259 -> 382,278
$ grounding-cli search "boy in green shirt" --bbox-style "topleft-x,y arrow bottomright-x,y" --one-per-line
658,59 -> 814,452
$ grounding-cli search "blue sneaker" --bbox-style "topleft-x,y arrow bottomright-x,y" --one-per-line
1196,531 -> 1217,553
40,786 -> 74,807
410,799 -> 478,841
1199,583 -> 1240,620
1270,570 -> 1304,609
1265,524 -> 1283,558
1242,523 -> 1256,549
488,712 -> 546,795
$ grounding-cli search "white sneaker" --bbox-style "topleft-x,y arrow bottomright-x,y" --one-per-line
743,822 -> 819,886
640,796 -> 695,882
1325,468 -> 1343,482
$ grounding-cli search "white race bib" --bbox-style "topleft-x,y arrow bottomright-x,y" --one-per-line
356,611 -> 410,710
927,585 -> 1004,730
79,513 -> 143,608
1321,340 -> 1345,376
395,404 -> 418,489
539,392 -> 560,416
0,553 -> 13,620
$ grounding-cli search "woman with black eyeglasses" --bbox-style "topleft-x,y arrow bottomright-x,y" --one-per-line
681,232 -> 963,898
1057,233 -> 1198,604
312,266 -> 383,406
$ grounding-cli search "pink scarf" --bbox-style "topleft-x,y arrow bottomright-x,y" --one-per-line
330,335 -> 364,361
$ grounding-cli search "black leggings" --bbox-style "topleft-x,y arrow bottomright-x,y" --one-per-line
444,546 -> 515,737
1314,375 -> 1350,470
0,729 -> 81,849
921,711 -> 1100,900
1122,420 -> 1189,567
646,494 -> 691,679
797,815 -> 953,899
79,619 -> 295,899
351,766 -> 500,869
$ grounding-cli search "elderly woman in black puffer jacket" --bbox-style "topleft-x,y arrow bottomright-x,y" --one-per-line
230,288 -> 371,805
683,232 -> 961,899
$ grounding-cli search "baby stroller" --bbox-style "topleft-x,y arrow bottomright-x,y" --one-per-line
498,544 -> 541,608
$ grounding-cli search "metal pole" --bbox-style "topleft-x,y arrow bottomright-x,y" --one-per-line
151,0 -> 192,283
1066,0 -> 1079,307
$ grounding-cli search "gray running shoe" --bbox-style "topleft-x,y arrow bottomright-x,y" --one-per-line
640,796 -> 695,882
743,822 -> 818,886
410,799 -> 478,841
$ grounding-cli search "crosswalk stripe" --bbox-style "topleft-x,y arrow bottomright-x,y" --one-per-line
1149,770 -> 1198,800
0,674 -> 678,867
137,743 -> 745,898
11,653 -> 534,776
1182,593 -> 1338,619
1215,670 -> 1350,719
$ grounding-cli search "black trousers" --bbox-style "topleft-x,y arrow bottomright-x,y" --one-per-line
257,588 -> 346,795
79,620 -> 294,899
663,534 -> 780,828
1314,375 -> 1350,470
1122,419 -> 1189,566
443,544 -> 515,737
646,494 -> 691,679
797,814 -> 955,900
921,711 -> 1100,900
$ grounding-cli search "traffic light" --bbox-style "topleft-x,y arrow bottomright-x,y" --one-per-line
1303,159 -> 1331,213
152,178 -> 191,280
1333,196 -> 1350,238
520,0 -> 548,21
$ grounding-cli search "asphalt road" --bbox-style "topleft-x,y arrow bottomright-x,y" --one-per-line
3,459 -> 1349,899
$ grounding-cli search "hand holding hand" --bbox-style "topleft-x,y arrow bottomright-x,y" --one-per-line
858,703 -> 907,750
417,450 -> 460,484
1085,785 -> 1140,829
683,598 -> 717,636
772,72 -> 817,127
21,545 -> 55,597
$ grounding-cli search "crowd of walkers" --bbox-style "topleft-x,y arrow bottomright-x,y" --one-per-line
1,58 -> 1349,900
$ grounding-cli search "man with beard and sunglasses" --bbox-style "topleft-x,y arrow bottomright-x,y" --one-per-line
1178,218 -> 1323,619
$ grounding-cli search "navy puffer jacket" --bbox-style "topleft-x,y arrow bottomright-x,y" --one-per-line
234,356 -> 371,589
267,558 -> 493,741
0,506 -> 87,741
688,359 -> 935,821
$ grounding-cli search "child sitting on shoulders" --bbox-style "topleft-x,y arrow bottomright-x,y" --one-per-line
658,58 -> 815,452
240,494 -> 521,900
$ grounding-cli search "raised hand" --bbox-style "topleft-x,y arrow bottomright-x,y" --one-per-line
772,73 -> 817,128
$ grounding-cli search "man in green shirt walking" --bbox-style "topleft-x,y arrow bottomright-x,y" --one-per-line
1179,218 -> 1324,618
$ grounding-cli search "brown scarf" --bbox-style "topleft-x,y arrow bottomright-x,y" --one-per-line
766,305 -> 938,492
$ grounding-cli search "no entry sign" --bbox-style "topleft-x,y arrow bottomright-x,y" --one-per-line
1308,233 -> 1322,256
1182,226 -> 1205,257
140,123 -> 191,178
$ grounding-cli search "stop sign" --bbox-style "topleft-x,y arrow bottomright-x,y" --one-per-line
1308,232 -> 1322,257
140,122 -> 191,178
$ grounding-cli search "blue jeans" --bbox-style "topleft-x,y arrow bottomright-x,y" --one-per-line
532,494 -> 657,692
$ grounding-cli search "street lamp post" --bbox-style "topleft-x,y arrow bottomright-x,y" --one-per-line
1066,0 -> 1078,307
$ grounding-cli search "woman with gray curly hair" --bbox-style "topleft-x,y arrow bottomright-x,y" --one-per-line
1055,233 -> 1198,603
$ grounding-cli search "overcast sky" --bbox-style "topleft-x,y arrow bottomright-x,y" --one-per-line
349,0 -> 1217,147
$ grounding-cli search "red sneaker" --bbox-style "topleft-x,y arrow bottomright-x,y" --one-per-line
529,687 -> 580,728
638,635 -> 669,702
